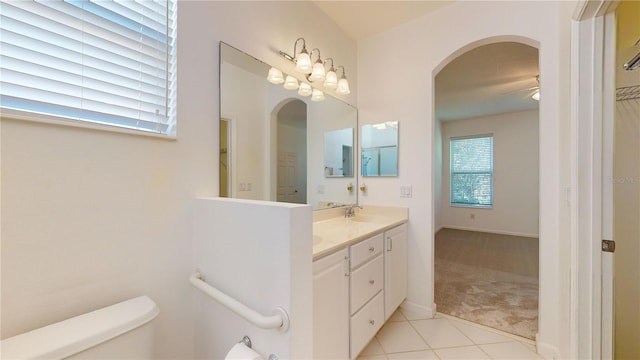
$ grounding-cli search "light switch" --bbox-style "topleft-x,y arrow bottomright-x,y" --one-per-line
400,185 -> 412,198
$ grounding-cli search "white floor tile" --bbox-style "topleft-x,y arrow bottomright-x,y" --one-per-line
434,345 -> 491,360
410,318 -> 474,349
450,320 -> 514,344
480,341 -> 543,359
388,309 -> 407,322
376,321 -> 429,354
357,355 -> 388,360
399,308 -> 431,321
386,350 -> 439,359
360,337 -> 385,356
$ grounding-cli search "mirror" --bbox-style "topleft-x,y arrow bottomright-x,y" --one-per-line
324,128 -> 354,177
219,42 -> 358,210
361,121 -> 399,177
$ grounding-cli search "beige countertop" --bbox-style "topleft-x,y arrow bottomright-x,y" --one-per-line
312,206 -> 409,260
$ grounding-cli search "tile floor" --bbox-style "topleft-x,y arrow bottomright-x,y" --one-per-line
357,309 -> 542,360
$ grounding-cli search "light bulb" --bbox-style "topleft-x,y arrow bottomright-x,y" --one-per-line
283,75 -> 299,90
295,49 -> 312,74
298,82 -> 312,96
311,89 -> 325,102
532,90 -> 540,101
336,77 -> 350,95
323,69 -> 338,89
309,60 -> 326,82
267,67 -> 284,84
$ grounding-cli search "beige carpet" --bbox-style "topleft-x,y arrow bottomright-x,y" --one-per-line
435,229 -> 539,340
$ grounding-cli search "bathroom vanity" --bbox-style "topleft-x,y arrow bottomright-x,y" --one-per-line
312,207 -> 408,359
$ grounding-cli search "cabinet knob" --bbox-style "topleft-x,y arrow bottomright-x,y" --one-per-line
369,279 -> 375,285
369,246 -> 375,252
369,319 -> 375,326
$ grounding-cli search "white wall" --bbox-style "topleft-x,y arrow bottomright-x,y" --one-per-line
357,1 -> 574,358
192,198 -> 312,359
222,62 -> 269,200
440,110 -> 539,237
0,1 -> 356,357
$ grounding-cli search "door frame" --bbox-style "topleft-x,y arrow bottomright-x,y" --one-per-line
571,1 -> 618,358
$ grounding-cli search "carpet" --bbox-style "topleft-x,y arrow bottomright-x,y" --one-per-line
435,258 -> 538,340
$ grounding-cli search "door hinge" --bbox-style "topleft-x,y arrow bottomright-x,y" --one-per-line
602,240 -> 616,253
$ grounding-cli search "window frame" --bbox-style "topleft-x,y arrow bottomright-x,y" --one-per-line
449,134 -> 494,209
0,0 -> 177,138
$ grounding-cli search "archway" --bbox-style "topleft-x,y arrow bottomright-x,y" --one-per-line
432,37 -> 541,341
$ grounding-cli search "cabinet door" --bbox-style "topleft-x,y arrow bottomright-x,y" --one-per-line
384,223 -> 408,320
313,248 -> 350,359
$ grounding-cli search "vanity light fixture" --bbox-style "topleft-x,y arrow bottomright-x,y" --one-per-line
291,37 -> 312,74
298,82 -> 313,97
336,66 -> 351,95
267,67 -> 284,84
309,48 -> 326,82
311,88 -> 325,102
283,75 -> 299,90
323,58 -> 338,89
270,37 -> 352,101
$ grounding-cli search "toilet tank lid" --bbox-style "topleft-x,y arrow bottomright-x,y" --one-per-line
0,295 -> 159,359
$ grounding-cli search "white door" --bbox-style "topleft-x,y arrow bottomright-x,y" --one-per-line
384,223 -> 408,320
613,90 -> 640,359
313,249 -> 350,359
277,151 -> 300,203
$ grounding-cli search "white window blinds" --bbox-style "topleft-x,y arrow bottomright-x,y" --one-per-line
0,0 -> 177,135
450,135 -> 494,207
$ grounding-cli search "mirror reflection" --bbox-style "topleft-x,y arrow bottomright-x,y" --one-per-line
219,42 -> 358,210
324,128 -> 354,177
361,121 -> 399,177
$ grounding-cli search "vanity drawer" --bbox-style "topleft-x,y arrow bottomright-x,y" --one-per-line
350,254 -> 383,315
350,291 -> 384,359
350,233 -> 383,269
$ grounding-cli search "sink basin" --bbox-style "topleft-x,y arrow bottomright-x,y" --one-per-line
347,215 -> 386,223
313,235 -> 323,245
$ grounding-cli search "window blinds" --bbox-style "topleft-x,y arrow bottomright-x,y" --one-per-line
0,0 -> 177,135
450,135 -> 494,207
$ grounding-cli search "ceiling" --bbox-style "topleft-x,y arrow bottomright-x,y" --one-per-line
313,1 -> 540,121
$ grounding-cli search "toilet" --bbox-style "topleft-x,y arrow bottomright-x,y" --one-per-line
0,296 -> 159,359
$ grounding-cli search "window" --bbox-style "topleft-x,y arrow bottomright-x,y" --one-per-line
450,135 -> 493,207
0,0 -> 177,135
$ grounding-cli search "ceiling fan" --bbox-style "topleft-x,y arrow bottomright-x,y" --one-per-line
502,75 -> 540,101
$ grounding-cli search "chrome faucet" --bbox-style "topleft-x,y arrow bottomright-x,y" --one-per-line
345,204 -> 363,218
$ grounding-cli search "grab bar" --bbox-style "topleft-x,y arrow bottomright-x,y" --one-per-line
189,271 -> 290,332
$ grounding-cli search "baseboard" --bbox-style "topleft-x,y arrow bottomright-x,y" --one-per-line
400,301 -> 436,318
440,225 -> 539,238
536,334 -> 561,359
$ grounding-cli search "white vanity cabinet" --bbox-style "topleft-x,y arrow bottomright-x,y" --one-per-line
349,233 -> 384,359
384,223 -> 408,320
313,248 -> 350,359
312,219 -> 408,359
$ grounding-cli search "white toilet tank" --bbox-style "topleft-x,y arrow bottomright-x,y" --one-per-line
1,296 -> 159,359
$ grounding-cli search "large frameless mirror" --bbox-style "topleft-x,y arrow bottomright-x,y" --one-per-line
219,42 -> 358,210
361,121 -> 399,177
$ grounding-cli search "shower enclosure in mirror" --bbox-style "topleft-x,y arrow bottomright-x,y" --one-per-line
361,121 -> 399,176
324,128 -> 354,177
219,42 -> 358,210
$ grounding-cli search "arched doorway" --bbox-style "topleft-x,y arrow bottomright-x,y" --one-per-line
433,40 -> 540,340
270,98 -> 307,204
